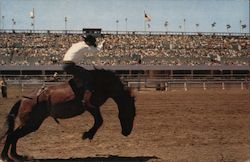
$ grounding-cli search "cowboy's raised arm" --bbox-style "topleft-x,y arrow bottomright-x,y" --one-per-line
96,40 -> 105,51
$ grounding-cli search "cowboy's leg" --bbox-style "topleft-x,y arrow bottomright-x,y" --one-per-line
63,62 -> 94,107
63,62 -> 88,79
82,82 -> 95,108
66,64 -> 94,107
63,62 -> 87,88
63,62 -> 76,75
74,65 -> 89,77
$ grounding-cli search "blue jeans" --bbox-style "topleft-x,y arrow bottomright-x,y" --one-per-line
63,62 -> 93,92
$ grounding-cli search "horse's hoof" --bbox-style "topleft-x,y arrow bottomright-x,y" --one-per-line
82,132 -> 93,140
1,156 -> 14,162
5,160 -> 14,162
10,154 -> 32,162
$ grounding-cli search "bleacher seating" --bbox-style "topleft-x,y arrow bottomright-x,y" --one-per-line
0,32 -> 249,66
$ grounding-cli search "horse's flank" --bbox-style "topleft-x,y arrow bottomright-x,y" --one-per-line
19,82 -> 81,121
46,83 -> 75,104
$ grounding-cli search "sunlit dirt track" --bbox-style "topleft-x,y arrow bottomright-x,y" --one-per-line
0,87 -> 250,162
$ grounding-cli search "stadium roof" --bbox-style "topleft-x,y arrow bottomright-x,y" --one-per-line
0,65 -> 249,71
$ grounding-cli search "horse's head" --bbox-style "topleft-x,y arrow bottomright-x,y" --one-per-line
115,88 -> 136,136
91,69 -> 136,136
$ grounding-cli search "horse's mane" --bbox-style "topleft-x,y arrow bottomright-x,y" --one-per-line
90,68 -> 133,98
91,68 -> 124,88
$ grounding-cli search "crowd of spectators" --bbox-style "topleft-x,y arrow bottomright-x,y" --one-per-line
0,32 -> 249,66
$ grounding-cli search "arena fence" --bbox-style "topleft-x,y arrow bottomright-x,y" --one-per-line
1,74 -> 249,95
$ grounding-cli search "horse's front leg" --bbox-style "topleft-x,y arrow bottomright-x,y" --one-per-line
82,107 -> 103,140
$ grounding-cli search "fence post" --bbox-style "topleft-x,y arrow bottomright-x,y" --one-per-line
165,82 -> 168,91
19,75 -> 23,95
241,82 -> 244,90
184,82 -> 187,91
203,82 -> 206,90
43,81 -> 46,88
222,82 -> 225,90
137,73 -> 141,91
21,83 -> 24,92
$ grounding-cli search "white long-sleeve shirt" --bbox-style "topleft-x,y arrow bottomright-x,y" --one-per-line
63,41 -> 104,64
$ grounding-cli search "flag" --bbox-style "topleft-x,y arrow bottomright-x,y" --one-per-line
30,9 -> 35,18
144,11 -> 151,22
211,22 -> 216,27
241,24 -> 247,29
164,21 -> 168,27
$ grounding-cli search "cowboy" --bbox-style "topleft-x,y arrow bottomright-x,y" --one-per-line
63,35 -> 105,108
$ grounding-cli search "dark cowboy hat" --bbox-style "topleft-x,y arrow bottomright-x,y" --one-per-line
83,35 -> 97,47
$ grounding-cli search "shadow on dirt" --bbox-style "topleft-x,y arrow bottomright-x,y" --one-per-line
36,155 -> 159,162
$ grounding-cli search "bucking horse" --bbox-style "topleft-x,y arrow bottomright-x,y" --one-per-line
0,69 -> 136,162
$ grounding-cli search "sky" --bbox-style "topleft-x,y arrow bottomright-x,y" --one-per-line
0,0 -> 249,33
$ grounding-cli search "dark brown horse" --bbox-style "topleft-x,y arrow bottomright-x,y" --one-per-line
0,69 -> 136,162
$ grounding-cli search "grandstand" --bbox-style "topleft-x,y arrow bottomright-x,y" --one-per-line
0,29 -> 249,88
0,30 -> 249,65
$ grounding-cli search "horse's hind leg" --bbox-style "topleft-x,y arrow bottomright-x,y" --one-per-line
1,125 -> 39,162
9,122 -> 44,162
1,133 -> 14,161
8,127 -> 33,161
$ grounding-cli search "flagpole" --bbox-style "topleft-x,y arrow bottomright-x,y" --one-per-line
30,8 -> 35,31
32,8 -> 35,31
125,18 -> 127,32
144,11 -> 146,32
0,0 -> 1,30
240,20 -> 242,33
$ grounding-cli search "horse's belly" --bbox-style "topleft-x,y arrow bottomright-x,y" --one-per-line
50,89 -> 75,103
50,101 -> 85,119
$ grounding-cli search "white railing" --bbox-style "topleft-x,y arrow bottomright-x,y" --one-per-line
1,74 -> 249,92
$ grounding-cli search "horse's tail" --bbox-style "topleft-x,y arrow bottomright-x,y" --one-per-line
0,99 -> 21,141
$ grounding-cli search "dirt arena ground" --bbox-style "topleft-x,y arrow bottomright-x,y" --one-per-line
0,86 -> 250,162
